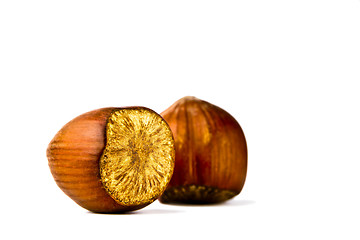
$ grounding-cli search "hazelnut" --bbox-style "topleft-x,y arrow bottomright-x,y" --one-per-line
158,97 -> 247,204
47,107 -> 175,213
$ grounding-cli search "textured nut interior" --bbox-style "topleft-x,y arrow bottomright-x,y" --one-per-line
100,108 -> 175,206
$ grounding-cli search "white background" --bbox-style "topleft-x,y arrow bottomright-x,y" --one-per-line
1,0 -> 360,239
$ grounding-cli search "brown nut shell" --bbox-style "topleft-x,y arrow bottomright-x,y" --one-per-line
47,107 -> 175,213
158,97 -> 247,204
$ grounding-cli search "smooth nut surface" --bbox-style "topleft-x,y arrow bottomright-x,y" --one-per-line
159,96 -> 247,204
47,107 -> 175,213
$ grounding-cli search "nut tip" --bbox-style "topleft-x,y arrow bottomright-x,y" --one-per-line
179,96 -> 200,102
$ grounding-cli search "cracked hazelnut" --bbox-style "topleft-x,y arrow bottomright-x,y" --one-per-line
47,107 -> 175,213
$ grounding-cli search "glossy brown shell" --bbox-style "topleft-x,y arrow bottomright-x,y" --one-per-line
47,108 -> 148,213
159,97 -> 247,203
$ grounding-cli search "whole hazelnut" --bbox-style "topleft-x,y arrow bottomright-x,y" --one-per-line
47,107 -> 175,213
158,97 -> 247,204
